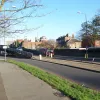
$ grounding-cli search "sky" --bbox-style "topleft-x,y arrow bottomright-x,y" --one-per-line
24,0 -> 100,41
0,0 -> 100,44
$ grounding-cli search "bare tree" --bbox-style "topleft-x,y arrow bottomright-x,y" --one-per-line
0,0 -> 43,37
47,39 -> 56,48
38,39 -> 56,49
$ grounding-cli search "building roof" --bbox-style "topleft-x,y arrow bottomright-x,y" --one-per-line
67,39 -> 81,44
17,39 -> 23,43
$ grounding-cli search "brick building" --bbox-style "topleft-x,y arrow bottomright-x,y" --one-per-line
56,34 -> 81,48
7,39 -> 42,49
95,40 -> 100,47
82,39 -> 100,48
22,40 -> 41,49
67,39 -> 81,49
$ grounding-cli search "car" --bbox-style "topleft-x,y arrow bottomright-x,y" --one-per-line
46,49 -> 54,56
16,47 -> 23,51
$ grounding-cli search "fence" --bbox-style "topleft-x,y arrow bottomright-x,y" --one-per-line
54,48 -> 100,58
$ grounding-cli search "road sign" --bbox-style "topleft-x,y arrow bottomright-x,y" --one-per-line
3,46 -> 7,49
79,48 -> 86,50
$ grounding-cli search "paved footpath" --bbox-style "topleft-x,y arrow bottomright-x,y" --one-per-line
0,62 -> 70,100
33,56 -> 100,73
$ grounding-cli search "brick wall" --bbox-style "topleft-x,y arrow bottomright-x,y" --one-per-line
22,41 -> 41,49
95,40 -> 100,47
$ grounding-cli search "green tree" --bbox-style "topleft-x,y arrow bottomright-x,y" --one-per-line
80,13 -> 100,47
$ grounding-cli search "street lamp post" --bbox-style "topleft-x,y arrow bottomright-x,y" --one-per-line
77,11 -> 88,35
77,11 -> 88,59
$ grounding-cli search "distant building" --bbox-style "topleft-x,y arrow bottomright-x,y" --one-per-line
16,39 -> 23,43
35,37 -> 40,42
22,40 -> 41,49
67,39 -> 81,49
57,34 -> 70,44
6,41 -> 14,46
82,39 -> 100,48
56,34 -> 81,48
40,36 -> 48,42
7,39 -> 23,46
94,40 -> 100,47
8,39 -> 42,49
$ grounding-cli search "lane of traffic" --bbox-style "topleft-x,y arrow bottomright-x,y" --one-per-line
11,57 -> 100,90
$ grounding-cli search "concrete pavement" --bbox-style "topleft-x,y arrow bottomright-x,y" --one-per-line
32,56 -> 100,73
0,73 -> 8,100
0,61 -> 70,100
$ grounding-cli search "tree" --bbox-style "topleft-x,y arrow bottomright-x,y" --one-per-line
56,35 -> 65,47
79,13 -> 100,47
56,34 -> 70,48
0,0 -> 43,38
9,40 -> 21,48
47,39 -> 56,48
38,42 -> 50,49
92,15 -> 100,34
38,39 -> 56,49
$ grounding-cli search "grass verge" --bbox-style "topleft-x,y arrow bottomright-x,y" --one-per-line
7,59 -> 100,100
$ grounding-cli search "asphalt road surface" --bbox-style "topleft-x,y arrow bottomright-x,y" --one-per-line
0,55 -> 100,91
6,57 -> 99,91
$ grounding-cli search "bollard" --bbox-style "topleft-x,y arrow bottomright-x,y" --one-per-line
92,57 -> 95,62
86,54 -> 88,59
50,53 -> 53,58
85,54 -> 88,59
85,54 -> 86,59
39,54 -> 42,60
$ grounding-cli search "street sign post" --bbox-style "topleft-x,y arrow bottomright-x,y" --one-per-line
3,45 -> 7,49
3,45 -> 7,61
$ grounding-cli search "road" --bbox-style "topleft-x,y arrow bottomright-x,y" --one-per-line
5,57 -> 99,91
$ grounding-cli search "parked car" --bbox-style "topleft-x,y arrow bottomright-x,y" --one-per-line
16,47 -> 23,51
38,48 -> 47,56
46,49 -> 54,56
